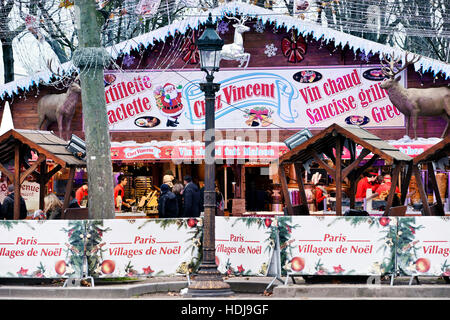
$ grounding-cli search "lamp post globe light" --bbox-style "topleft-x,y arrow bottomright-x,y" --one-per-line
186,13 -> 233,297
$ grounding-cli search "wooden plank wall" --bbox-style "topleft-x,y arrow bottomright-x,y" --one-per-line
1,20 -> 448,143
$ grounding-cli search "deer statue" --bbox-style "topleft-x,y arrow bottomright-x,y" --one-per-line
380,52 -> 450,139
220,15 -> 251,68
37,61 -> 82,141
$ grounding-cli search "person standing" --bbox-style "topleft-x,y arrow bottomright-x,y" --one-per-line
172,182 -> 184,217
0,184 -> 27,220
215,185 -> 225,216
69,190 -> 80,208
114,174 -> 131,212
312,172 -> 327,211
75,183 -> 88,206
158,184 -> 179,218
44,193 -> 63,219
182,175 -> 200,217
375,174 -> 400,196
162,170 -> 175,189
355,172 -> 378,199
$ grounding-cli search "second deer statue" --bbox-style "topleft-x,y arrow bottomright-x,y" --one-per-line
37,61 -> 81,141
380,52 -> 450,139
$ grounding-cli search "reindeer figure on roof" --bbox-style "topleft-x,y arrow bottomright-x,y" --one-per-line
380,52 -> 450,139
37,60 -> 81,141
220,15 -> 251,68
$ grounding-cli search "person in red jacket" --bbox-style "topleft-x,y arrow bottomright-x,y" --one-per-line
355,172 -> 378,199
114,174 -> 131,211
75,184 -> 88,206
375,174 -> 400,197
312,172 -> 327,211
315,185 -> 327,211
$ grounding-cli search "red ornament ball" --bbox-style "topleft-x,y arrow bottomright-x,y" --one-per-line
55,260 -> 66,275
101,260 -> 116,274
264,218 -> 272,228
290,257 -> 305,272
379,217 -> 390,226
187,218 -> 198,228
415,258 -> 431,273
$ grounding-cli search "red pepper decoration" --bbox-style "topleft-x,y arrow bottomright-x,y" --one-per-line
281,31 -> 307,63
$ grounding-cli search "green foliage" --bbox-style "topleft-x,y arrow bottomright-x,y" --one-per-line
0,221 -> 22,230
277,216 -> 300,276
395,217 -> 424,276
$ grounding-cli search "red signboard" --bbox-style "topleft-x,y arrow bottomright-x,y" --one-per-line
110,141 -> 434,162
111,143 -> 290,161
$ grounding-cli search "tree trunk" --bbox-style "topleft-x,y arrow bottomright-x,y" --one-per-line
74,0 -> 115,219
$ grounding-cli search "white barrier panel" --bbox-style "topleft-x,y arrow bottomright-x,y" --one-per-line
277,216 -> 396,276
396,217 -> 450,277
89,218 -> 202,277
215,217 -> 276,276
0,220 -> 79,278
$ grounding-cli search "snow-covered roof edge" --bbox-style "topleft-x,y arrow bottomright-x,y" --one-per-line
1,2 -> 449,99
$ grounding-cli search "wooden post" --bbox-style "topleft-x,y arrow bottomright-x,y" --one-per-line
412,166 -> 431,216
401,163 -> 413,205
20,154 -> 45,185
335,137 -> 343,216
383,162 -> 402,216
279,163 -> 293,215
427,162 -> 445,216
39,161 -> 47,210
63,166 -> 76,211
294,162 -> 308,209
13,143 -> 21,220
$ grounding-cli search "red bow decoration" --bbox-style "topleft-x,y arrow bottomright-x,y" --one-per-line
181,33 -> 199,64
281,32 -> 307,63
249,108 -> 269,120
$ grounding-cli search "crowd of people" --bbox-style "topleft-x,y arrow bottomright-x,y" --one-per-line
0,168 -> 402,220
300,171 -> 402,213
156,172 -> 224,218
109,170 -> 224,218
356,171 -> 400,203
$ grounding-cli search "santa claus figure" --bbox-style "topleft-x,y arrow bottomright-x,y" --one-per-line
154,83 -> 184,127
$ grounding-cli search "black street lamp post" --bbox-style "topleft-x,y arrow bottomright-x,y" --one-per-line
186,13 -> 233,297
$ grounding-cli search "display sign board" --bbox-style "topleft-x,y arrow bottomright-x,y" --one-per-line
277,216 -> 396,276
396,217 -> 450,277
89,218 -> 201,277
0,220 -> 77,278
111,142 -> 289,161
0,181 -> 40,213
1,217 -> 449,279
215,217 -> 276,276
104,67 -> 405,131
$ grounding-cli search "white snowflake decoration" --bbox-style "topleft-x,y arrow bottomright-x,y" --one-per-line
254,20 -> 265,33
264,43 -> 278,57
217,21 -> 229,35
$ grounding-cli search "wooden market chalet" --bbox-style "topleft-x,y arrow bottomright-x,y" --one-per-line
0,3 -> 449,219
